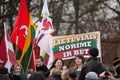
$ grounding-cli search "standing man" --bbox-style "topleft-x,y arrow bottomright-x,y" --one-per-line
79,48 -> 105,80
35,56 -> 49,77
0,59 -> 10,80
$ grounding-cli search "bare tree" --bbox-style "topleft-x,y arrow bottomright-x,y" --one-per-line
1,0 -> 120,66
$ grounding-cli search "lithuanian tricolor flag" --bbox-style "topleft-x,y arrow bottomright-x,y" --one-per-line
19,13 -> 36,72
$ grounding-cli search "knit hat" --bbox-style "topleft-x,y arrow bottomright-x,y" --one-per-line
112,57 -> 120,66
85,72 -> 98,80
89,48 -> 99,57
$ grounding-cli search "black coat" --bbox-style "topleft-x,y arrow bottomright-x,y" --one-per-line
36,64 -> 49,77
29,72 -> 45,80
79,57 -> 105,80
47,75 -> 62,80
0,75 -> 10,80
10,73 -> 28,80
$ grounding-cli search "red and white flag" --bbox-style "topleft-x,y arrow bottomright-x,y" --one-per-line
0,24 -> 17,72
35,0 -> 54,68
11,0 -> 29,50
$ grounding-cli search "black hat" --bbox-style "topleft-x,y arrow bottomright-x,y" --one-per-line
89,48 -> 99,57
0,67 -> 8,74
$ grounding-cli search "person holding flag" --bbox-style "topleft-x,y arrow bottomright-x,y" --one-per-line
35,56 -> 49,78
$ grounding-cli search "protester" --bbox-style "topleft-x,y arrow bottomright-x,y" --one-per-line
26,69 -> 34,79
99,71 -> 117,80
11,64 -> 28,80
0,59 -> 11,80
50,58 -> 64,70
35,56 -> 48,77
29,72 -> 45,80
14,64 -> 24,74
74,54 -> 84,78
0,67 -> 10,80
47,68 -> 62,80
79,48 -> 105,80
68,67 -> 77,80
85,71 -> 99,80
49,58 -> 64,76
61,65 -> 68,80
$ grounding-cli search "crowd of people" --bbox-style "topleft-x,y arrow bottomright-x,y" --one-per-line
0,48 -> 120,80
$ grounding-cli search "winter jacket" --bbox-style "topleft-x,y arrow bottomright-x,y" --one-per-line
36,64 -> 49,77
79,57 -> 105,80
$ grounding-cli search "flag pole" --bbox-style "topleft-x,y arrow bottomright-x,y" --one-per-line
32,47 -> 36,72
15,36 -> 18,59
31,23 -> 37,72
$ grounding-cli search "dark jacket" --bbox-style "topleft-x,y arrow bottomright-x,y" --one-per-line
115,75 -> 120,78
10,73 -> 28,80
29,72 -> 45,80
79,57 -> 105,80
99,77 -> 117,80
0,75 -> 10,80
47,75 -> 62,80
36,64 -> 49,77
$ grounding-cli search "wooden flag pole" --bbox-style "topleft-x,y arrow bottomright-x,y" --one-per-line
32,48 -> 36,72
15,36 -> 18,60
31,23 -> 37,72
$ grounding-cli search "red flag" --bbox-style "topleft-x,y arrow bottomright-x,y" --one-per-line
11,0 -> 29,50
0,24 -> 17,72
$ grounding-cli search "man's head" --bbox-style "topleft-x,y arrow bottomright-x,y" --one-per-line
85,72 -> 98,80
68,67 -> 77,79
0,67 -> 9,80
89,48 -> 99,57
35,56 -> 44,67
50,68 -> 61,76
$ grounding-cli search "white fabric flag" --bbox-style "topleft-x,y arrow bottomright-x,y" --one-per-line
36,0 -> 54,68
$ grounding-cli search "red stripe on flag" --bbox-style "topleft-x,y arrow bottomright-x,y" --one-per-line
0,36 -> 7,66
8,49 -> 17,66
30,53 -> 35,69
36,34 -> 44,45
